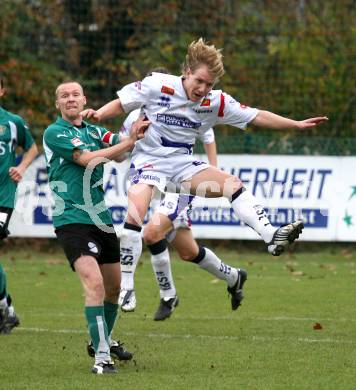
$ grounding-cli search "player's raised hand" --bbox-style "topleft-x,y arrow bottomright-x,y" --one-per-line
80,108 -> 101,122
131,115 -> 151,140
297,116 -> 329,129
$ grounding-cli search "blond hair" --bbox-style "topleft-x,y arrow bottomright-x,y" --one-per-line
182,38 -> 225,81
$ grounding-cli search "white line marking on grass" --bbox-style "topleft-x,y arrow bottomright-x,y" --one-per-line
173,315 -> 356,323
17,327 -> 356,344
21,311 -> 356,323
18,327 -> 85,334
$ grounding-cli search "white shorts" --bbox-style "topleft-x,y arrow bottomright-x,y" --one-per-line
129,152 -> 209,193
150,192 -> 194,243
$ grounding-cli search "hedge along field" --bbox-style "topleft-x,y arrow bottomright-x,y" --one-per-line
0,245 -> 355,390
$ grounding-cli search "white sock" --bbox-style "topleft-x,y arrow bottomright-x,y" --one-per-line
198,247 -> 238,287
231,190 -> 276,243
120,226 -> 142,291
7,305 -> 15,316
151,249 -> 176,299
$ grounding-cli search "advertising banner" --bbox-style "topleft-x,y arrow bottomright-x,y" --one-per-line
9,154 -> 356,241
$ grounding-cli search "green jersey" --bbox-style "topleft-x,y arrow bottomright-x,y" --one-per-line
43,117 -> 121,228
0,106 -> 35,208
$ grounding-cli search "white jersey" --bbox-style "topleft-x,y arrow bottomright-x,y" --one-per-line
121,108 -> 202,234
117,72 -> 258,157
120,108 -> 215,146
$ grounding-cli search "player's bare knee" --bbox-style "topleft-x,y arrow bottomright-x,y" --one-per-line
179,251 -> 195,261
85,277 -> 105,301
223,175 -> 243,198
143,226 -> 161,245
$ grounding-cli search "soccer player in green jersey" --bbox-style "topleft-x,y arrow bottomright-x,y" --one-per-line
0,75 -> 38,334
43,81 -> 147,374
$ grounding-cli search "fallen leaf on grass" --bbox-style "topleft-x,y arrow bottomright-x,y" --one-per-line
313,322 -> 323,330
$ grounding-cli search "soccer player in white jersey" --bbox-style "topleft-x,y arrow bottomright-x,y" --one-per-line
118,108 -> 242,320
82,38 -> 328,310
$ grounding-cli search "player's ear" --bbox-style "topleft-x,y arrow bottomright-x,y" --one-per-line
186,67 -> 193,77
55,100 -> 59,109
83,95 -> 87,106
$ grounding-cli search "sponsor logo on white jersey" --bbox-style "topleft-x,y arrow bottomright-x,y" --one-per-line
156,114 -> 201,129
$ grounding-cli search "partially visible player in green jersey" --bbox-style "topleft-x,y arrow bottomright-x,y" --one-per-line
0,74 -> 38,334
43,81 -> 148,374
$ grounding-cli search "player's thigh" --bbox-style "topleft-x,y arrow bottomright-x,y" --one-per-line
74,255 -> 102,283
55,224 -> 103,270
126,183 -> 154,225
171,228 -> 199,261
74,255 -> 105,304
183,166 -> 242,198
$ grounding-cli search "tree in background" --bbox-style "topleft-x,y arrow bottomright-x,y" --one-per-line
0,0 -> 354,148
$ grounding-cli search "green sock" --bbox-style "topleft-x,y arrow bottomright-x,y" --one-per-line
85,305 -> 109,355
0,264 -> 7,301
104,301 -> 119,338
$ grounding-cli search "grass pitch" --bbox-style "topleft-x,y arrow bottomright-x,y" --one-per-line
1,243 -> 355,389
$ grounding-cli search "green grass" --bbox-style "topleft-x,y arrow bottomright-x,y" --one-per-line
1,244 -> 356,389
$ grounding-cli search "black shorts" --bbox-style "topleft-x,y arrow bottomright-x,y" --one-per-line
0,207 -> 13,240
55,223 -> 120,270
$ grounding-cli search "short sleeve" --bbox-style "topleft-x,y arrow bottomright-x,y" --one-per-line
44,126 -> 87,162
216,93 -> 259,129
116,76 -> 154,113
198,128 -> 215,144
88,124 -> 120,146
13,115 -> 34,151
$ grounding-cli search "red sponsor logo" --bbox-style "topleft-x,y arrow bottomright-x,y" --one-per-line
240,103 -> 249,109
201,98 -> 210,107
161,86 -> 174,95
143,163 -> 154,169
71,137 -> 83,147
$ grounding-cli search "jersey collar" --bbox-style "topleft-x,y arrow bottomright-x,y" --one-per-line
56,116 -> 89,129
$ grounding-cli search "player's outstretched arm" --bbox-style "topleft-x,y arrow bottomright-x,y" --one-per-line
251,110 -> 328,130
72,124 -> 144,167
81,98 -> 124,122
